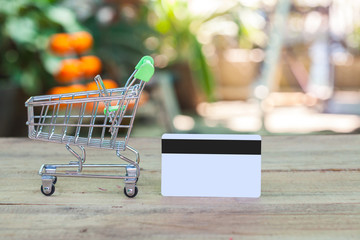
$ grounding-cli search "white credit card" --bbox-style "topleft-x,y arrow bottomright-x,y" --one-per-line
161,134 -> 261,198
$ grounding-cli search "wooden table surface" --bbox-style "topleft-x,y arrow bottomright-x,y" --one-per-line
0,135 -> 359,239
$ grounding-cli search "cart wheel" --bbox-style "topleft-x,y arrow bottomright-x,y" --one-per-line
52,176 -> 57,185
124,186 -> 138,198
40,184 -> 55,196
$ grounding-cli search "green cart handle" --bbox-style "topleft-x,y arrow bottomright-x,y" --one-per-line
104,105 -> 126,114
104,56 -> 154,114
134,56 -> 155,82
135,56 -> 154,69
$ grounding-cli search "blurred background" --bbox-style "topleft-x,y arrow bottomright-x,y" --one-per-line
1,0 -> 360,137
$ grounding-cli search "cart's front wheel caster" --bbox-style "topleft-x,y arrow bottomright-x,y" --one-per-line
124,186 -> 138,198
41,184 -> 55,196
52,176 -> 57,185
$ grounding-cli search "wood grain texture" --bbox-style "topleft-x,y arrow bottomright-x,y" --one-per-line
0,135 -> 359,239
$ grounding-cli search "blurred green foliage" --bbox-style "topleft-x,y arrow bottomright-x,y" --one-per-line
0,0 -> 82,94
149,0 -> 216,99
76,1 -> 156,85
0,0 -> 254,100
146,0 -> 253,100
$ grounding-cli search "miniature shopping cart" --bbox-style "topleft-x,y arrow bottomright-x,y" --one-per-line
25,56 -> 154,198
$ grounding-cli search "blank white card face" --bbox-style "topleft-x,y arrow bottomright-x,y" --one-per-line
161,134 -> 261,198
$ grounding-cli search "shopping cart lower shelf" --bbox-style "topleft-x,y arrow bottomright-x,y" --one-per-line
25,56 -> 155,198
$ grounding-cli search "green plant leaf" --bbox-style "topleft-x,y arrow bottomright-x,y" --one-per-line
5,16 -> 37,44
45,6 -> 82,32
190,34 -> 215,100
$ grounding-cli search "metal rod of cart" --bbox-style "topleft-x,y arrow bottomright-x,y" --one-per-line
25,56 -> 155,198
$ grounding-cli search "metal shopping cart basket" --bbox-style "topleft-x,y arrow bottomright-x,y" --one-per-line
25,56 -> 154,198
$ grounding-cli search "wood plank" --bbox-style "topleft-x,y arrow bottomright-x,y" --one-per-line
0,135 -> 359,239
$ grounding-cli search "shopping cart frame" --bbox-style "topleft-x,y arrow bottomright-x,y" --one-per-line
25,56 -> 154,198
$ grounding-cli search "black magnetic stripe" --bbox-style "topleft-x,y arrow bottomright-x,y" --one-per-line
162,139 -> 261,155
